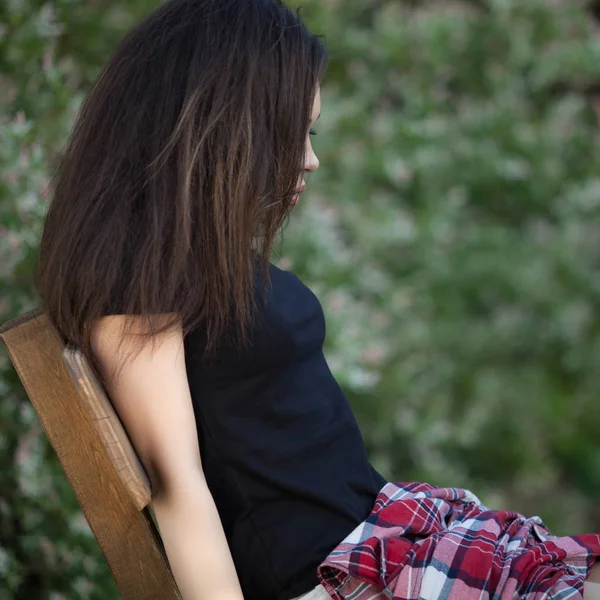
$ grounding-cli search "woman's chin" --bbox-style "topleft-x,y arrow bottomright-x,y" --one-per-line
291,193 -> 300,205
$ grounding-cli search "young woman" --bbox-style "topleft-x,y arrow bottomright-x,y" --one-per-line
34,1 -> 600,599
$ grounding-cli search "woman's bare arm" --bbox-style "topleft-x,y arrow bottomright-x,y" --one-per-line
90,315 -> 244,600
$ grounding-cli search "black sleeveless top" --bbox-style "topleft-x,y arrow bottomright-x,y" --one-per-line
183,260 -> 388,600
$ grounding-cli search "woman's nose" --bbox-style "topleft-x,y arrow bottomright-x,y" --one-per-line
304,141 -> 319,173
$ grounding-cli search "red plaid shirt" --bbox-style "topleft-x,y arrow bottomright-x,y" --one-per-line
316,481 -> 600,599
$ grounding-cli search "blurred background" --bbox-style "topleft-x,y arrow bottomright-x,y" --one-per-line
2,0 -> 600,597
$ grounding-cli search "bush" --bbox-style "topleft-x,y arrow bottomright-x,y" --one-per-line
1,0 -> 599,597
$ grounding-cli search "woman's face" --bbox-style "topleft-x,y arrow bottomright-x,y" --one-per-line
292,85 -> 321,205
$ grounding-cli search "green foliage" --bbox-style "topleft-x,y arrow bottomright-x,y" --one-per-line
282,0 -> 600,534
1,0 -> 600,597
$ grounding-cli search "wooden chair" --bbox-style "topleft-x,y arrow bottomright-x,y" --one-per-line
0,306 -> 183,600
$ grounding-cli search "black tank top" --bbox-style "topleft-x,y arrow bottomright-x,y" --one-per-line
183,260 -> 388,600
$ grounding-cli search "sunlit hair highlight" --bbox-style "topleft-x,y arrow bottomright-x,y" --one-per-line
34,0 -> 328,384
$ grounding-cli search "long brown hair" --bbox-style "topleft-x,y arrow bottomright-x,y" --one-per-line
34,0 -> 328,382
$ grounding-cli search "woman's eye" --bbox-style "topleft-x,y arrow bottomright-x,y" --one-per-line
309,128 -> 317,136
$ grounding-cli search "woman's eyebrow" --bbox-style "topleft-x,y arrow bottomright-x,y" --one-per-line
312,112 -> 321,124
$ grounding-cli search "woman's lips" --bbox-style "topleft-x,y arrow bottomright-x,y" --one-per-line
292,183 -> 306,205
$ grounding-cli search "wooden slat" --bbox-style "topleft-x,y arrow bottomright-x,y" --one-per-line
0,307 -> 182,600
62,343 -> 152,510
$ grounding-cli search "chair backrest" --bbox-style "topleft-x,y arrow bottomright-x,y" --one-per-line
0,306 -> 182,600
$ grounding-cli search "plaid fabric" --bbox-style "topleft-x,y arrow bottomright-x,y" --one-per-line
316,481 -> 600,600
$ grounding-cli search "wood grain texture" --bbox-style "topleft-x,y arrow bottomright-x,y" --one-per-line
0,306 -> 183,600
62,343 -> 152,510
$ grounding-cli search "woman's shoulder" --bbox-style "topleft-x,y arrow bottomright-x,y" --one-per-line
265,260 -> 310,287
262,260 -> 321,305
